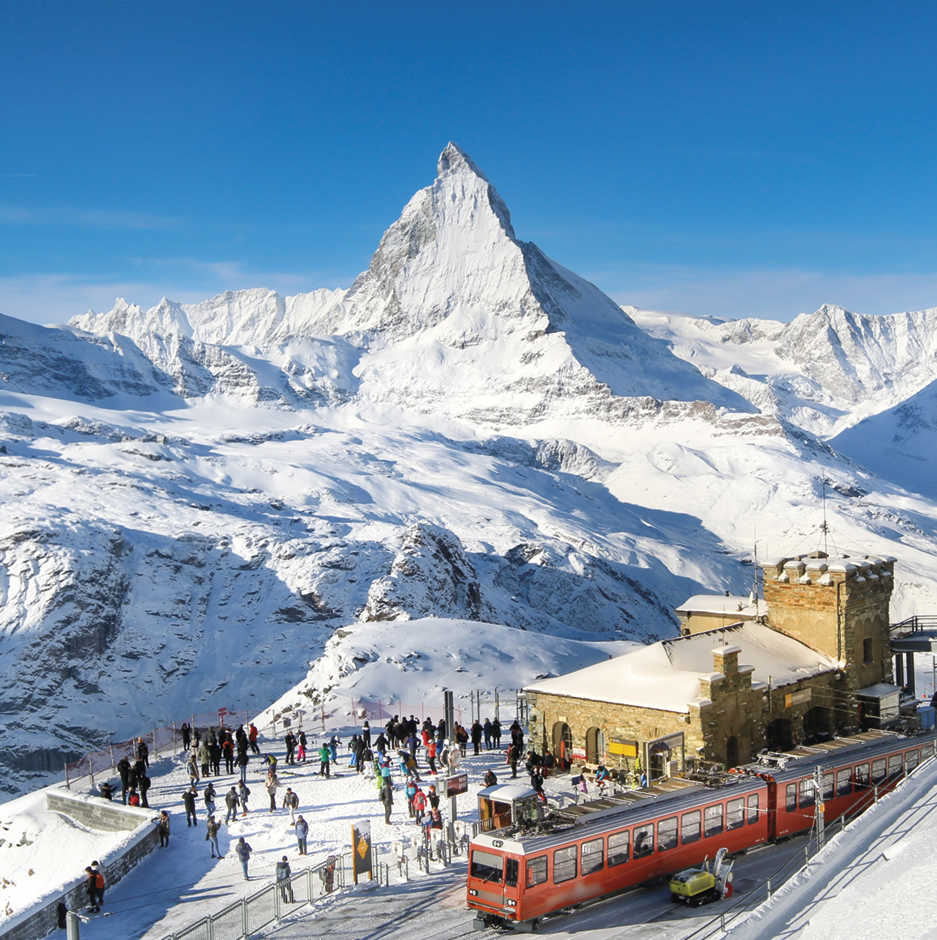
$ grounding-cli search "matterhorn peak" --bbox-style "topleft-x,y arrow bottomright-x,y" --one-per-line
437,141 -> 489,183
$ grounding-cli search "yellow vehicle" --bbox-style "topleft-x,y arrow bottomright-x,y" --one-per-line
670,848 -> 734,908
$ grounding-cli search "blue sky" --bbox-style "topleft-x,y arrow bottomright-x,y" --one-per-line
3,1 -> 937,324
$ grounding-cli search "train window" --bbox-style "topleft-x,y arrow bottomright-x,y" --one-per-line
471,850 -> 504,883
633,824 -> 654,858
581,838 -> 604,875
681,810 -> 701,844
704,803 -> 724,837
799,779 -> 815,809
506,859 -> 519,888
887,755 -> 902,779
872,759 -> 886,783
854,763 -> 870,788
657,817 -> 678,852
906,749 -> 920,771
747,793 -> 759,824
836,768 -> 851,797
608,830 -> 630,867
822,773 -> 834,801
526,856 -> 547,887
786,783 -> 797,811
726,798 -> 745,830
553,846 -> 578,884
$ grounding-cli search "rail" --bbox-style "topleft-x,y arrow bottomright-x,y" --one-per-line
161,852 -> 391,940
682,737 -> 937,940
890,615 -> 937,638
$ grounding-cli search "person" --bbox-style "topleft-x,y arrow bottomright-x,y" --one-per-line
237,748 -> 249,785
187,754 -> 200,788
128,789 -> 141,807
297,731 -> 307,763
412,787 -> 427,825
198,740 -> 211,778
362,721 -> 371,748
471,720 -> 483,756
266,772 -> 279,812
427,784 -> 440,812
595,764 -> 610,792
203,781 -> 217,817
138,771 -> 151,808
483,718 -> 492,750
264,753 -> 279,774
182,787 -> 198,826
223,738 -> 235,775
530,770 -> 545,801
210,739 -> 222,776
541,749 -> 556,776
158,811 -> 170,847
225,787 -> 240,823
238,780 -> 250,816
329,735 -> 340,763
236,837 -> 252,880
319,742 -> 331,778
294,814 -> 309,855
117,756 -> 131,804
491,719 -> 502,748
206,815 -> 222,858
248,723 -> 260,755
507,743 -> 519,779
374,732 -> 387,756
405,776 -> 417,817
136,737 -> 149,768
85,865 -> 105,913
98,781 -> 114,801
285,731 -> 296,766
426,740 -> 438,775
484,768 -> 498,788
181,722 -> 191,751
456,723 -> 469,756
427,807 -> 443,829
276,856 -> 294,902
380,780 -> 394,823
282,787 -> 299,823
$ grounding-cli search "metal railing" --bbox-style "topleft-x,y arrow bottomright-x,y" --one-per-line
890,615 -> 937,637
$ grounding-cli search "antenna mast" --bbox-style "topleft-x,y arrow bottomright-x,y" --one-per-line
820,478 -> 830,555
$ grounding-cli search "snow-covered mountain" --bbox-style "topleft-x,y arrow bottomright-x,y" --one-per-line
3,143 -> 937,795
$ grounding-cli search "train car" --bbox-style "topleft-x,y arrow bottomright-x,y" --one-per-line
468,729 -> 937,930
468,774 -> 768,929
758,730 -> 937,840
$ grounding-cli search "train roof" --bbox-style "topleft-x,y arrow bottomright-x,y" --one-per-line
743,730 -> 925,780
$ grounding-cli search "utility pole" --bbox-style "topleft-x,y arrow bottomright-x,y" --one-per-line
814,765 -> 825,848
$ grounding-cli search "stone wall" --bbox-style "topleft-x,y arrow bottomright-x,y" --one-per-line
0,793 -> 158,940
46,791 -> 152,833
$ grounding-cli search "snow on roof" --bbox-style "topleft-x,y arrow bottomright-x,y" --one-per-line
525,622 -> 839,713
675,594 -> 759,617
478,784 -> 537,801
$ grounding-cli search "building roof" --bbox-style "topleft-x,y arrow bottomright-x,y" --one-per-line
525,621 -> 839,714
675,594 -> 760,617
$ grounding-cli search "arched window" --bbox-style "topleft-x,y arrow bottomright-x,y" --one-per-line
585,727 -> 605,764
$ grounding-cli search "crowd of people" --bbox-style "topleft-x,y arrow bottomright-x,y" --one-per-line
87,712 -> 534,915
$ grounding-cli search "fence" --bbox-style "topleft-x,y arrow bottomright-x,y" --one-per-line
64,709 -> 257,790
163,852 -> 391,940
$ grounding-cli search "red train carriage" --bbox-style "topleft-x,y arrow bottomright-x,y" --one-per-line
469,775 -> 768,928
468,729 -> 937,929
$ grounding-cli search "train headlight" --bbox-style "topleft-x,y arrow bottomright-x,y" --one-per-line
507,899 -> 517,907
469,889 -> 478,896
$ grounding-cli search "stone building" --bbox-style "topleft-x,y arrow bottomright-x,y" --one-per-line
525,552 -> 898,778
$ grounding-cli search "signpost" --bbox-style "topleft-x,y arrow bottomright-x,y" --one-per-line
218,706 -> 227,728
351,819 -> 372,883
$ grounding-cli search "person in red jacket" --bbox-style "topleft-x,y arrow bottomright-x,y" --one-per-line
248,723 -> 260,755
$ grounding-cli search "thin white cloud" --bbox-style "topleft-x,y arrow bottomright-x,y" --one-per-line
596,266 -> 937,322
0,205 -> 184,230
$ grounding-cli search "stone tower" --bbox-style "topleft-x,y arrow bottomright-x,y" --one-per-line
760,552 -> 895,696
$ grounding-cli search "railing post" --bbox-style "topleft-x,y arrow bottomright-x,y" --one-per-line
307,866 -> 314,901
766,877 -> 772,898
207,916 -> 215,940
275,884 -> 281,921
64,761 -> 70,789
241,897 -> 248,937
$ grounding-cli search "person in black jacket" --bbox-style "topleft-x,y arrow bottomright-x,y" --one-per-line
181,722 -> 191,751
138,771 -> 151,808
182,787 -> 198,827
117,757 -> 132,804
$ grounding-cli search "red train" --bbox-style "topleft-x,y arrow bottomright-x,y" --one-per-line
467,729 -> 936,930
